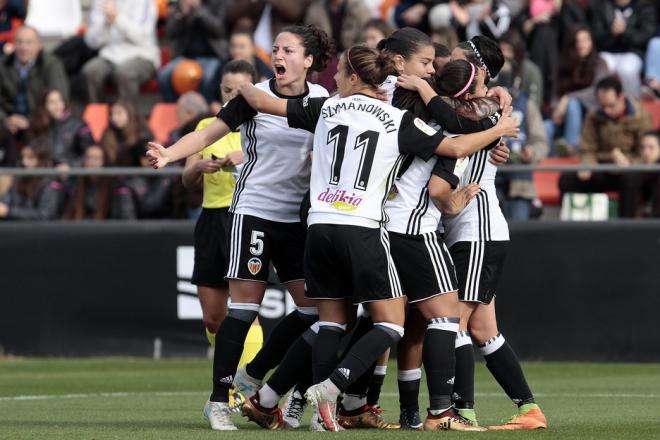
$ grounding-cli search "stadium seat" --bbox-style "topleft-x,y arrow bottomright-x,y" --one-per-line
641,100 -> 660,130
148,103 -> 178,145
534,157 -> 580,206
82,103 -> 109,143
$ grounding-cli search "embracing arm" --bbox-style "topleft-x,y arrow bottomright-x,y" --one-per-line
435,111 -> 519,158
238,83 -> 287,117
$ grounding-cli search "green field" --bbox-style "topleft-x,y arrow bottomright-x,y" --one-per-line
1,359 -> 659,440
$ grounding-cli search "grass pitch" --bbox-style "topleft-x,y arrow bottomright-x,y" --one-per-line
1,358 -> 659,440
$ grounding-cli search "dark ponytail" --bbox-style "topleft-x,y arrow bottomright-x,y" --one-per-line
282,25 -> 336,73
344,45 -> 395,88
377,27 -> 432,60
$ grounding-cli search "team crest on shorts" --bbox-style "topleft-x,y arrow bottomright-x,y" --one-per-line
247,257 -> 262,275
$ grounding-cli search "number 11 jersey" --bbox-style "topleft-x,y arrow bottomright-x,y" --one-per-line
287,93 -> 447,229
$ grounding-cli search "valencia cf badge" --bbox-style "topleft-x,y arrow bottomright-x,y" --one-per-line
247,257 -> 262,275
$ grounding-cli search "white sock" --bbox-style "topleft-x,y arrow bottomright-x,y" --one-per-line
258,384 -> 281,409
321,379 -> 341,399
429,406 -> 452,416
341,393 -> 367,411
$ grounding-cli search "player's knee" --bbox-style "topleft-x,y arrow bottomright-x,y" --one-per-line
467,324 -> 498,345
375,322 -> 405,344
203,316 -> 222,334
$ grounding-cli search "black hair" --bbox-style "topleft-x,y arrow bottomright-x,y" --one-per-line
281,25 -> 336,73
222,59 -> 257,84
433,42 -> 451,59
377,27 -> 432,60
392,87 -> 432,122
596,76 -> 623,95
456,35 -> 504,81
436,59 -> 478,98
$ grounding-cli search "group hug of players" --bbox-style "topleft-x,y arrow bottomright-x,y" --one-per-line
147,24 -> 548,432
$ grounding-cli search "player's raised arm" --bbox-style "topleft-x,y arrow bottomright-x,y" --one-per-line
237,83 -> 288,117
147,119 -> 230,169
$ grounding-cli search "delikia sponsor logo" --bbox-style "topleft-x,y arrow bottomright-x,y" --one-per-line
317,188 -> 363,212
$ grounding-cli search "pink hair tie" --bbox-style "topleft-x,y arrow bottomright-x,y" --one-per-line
346,47 -> 357,75
453,62 -> 476,98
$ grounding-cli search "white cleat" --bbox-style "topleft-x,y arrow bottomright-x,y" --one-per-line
282,390 -> 307,429
203,400 -> 238,431
305,382 -> 343,432
233,365 -> 262,399
310,409 -> 327,432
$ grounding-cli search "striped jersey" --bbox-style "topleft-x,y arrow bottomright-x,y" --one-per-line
217,79 -> 329,223
442,142 -> 509,246
286,93 -> 446,229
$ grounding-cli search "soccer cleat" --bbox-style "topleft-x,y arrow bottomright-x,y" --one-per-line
228,387 -> 246,413
282,390 -> 307,429
487,406 -> 547,430
240,394 -> 285,430
338,404 -> 400,429
399,405 -> 424,430
233,365 -> 262,399
310,409 -> 327,432
456,408 -> 479,426
305,382 -> 343,432
203,400 -> 238,431
424,408 -> 487,432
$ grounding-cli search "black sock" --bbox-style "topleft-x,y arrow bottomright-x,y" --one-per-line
340,317 -> 374,397
453,330 -> 475,409
423,318 -> 458,411
210,312 -> 255,402
246,310 -> 317,380
481,334 -> 534,406
345,361 -> 375,398
367,368 -> 386,407
329,324 -> 403,392
313,323 -> 345,383
268,332 -> 313,396
397,369 -> 421,410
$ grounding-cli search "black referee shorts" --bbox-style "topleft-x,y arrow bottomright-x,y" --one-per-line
192,208 -> 231,288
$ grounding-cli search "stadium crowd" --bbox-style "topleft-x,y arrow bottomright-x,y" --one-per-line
0,0 -> 659,221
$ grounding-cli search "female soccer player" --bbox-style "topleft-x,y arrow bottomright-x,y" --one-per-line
147,25 -> 333,431
400,56 -> 548,430
233,44 -> 519,432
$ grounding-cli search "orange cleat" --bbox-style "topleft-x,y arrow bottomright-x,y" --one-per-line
488,407 -> 548,430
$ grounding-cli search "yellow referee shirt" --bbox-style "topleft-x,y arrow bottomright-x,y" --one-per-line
196,117 -> 242,209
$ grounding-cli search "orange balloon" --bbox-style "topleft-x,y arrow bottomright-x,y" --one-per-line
172,59 -> 204,95
156,0 -> 168,19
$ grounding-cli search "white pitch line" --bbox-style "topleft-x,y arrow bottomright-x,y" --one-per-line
1,390 -> 659,402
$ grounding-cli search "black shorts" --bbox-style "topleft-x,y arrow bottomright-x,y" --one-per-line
191,208 -> 230,288
450,241 -> 508,304
304,224 -> 403,304
389,231 -> 458,303
226,213 -> 306,283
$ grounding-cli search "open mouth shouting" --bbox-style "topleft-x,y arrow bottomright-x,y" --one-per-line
274,63 -> 287,79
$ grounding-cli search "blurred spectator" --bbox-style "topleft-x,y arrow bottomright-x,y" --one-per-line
0,138 -> 65,220
304,0 -> 372,52
643,37 -> 660,99
442,0 -> 511,40
158,0 -> 229,103
0,26 -> 69,139
227,28 -> 273,82
0,0 -> 25,55
395,1 -> 434,33
431,24 -> 459,51
100,100 -> 152,166
25,0 -> 82,49
168,91 -> 209,146
558,76 -> 654,217
30,89 -> 94,169
589,0 -> 656,98
496,29 -> 543,110
361,18 -> 395,49
516,0 -> 586,112
433,42 -> 451,72
121,146 -> 175,219
63,143 -> 133,219
637,131 -> 660,217
548,25 -> 609,156
228,0 -> 311,63
83,0 -> 159,103
0,122 -> 17,196
496,55 -> 549,220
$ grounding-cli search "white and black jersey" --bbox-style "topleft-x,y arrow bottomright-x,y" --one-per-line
286,93 -> 446,229
217,79 -> 329,223
442,142 -> 509,247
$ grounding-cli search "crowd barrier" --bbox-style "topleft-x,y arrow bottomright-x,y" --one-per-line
0,220 -> 659,360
